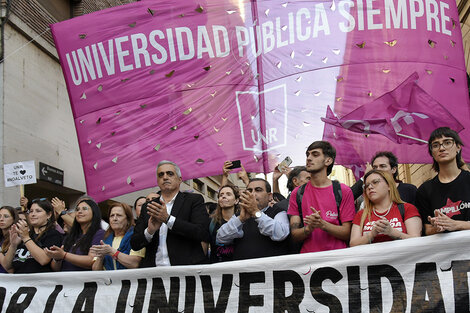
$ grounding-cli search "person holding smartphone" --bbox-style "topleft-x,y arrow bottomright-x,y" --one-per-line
221,160 -> 249,187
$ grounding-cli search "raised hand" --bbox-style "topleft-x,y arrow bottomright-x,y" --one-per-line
16,220 -> 30,241
51,197 -> 66,215
239,190 -> 258,216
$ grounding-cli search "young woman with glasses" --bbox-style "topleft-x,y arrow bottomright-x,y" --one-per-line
2,199 -> 63,273
45,198 -> 104,271
416,127 -> 470,235
350,170 -> 422,246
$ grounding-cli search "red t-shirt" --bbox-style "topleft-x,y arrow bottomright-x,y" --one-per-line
352,203 -> 420,243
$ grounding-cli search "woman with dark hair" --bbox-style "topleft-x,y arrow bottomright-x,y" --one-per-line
0,206 -> 18,273
133,196 -> 146,220
45,199 -> 104,271
350,170 -> 422,246
90,203 -> 144,270
416,127 -> 470,235
209,185 -> 240,263
2,199 -> 63,273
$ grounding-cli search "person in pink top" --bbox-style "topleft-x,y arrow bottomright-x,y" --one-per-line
288,141 -> 356,253
350,170 -> 422,246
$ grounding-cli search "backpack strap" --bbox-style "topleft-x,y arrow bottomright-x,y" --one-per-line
397,203 -> 405,221
295,181 -> 343,226
296,184 -> 307,227
332,180 -> 343,225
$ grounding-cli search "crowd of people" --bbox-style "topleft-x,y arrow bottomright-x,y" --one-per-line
0,126 -> 469,273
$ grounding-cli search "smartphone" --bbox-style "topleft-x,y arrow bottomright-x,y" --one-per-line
278,156 -> 292,172
143,197 -> 161,211
149,197 -> 161,205
228,160 -> 241,169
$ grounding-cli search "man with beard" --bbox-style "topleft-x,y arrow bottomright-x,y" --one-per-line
216,178 -> 290,260
287,141 -> 355,253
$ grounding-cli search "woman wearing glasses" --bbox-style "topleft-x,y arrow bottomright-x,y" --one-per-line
45,198 -> 104,271
0,206 -> 18,273
2,199 -> 63,273
416,127 -> 470,235
350,170 -> 422,246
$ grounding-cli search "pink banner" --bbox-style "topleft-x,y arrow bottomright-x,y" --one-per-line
51,0 -> 469,200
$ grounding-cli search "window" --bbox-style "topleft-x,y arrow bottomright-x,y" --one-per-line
207,187 -> 217,200
192,179 -> 204,193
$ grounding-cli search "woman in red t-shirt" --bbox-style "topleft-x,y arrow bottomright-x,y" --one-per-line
350,170 -> 422,246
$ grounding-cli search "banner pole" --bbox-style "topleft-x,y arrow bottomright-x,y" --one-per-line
20,184 -> 25,211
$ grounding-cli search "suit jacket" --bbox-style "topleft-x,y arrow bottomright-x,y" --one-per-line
130,191 -> 210,267
351,179 -> 364,200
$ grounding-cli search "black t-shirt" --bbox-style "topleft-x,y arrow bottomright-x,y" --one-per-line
397,182 -> 418,205
209,219 -> 234,263
416,170 -> 470,224
12,228 -> 63,274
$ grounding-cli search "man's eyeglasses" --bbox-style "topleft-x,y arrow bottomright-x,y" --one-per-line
430,139 -> 455,151
365,179 -> 383,190
157,171 -> 175,178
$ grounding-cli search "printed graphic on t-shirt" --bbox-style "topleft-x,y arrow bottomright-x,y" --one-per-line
325,210 -> 338,220
13,248 -> 32,263
438,198 -> 463,218
363,217 -> 403,233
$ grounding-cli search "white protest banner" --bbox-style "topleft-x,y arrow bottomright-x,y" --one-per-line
3,161 -> 36,187
1,231 -> 470,312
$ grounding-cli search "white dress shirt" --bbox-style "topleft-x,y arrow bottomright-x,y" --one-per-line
143,194 -> 177,266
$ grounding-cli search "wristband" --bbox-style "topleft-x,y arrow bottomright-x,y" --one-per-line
55,252 -> 67,262
112,250 -> 120,260
60,210 -> 67,216
24,238 -> 32,245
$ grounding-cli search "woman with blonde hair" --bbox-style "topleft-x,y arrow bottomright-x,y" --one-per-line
350,170 -> 422,246
90,202 -> 144,270
208,185 -> 240,263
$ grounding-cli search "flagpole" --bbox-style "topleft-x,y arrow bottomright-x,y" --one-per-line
396,133 -> 427,143
250,0 -> 269,174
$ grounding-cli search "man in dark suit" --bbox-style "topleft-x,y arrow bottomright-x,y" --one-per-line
130,160 -> 210,267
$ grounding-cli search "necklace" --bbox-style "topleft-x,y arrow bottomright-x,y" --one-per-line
373,203 -> 392,218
